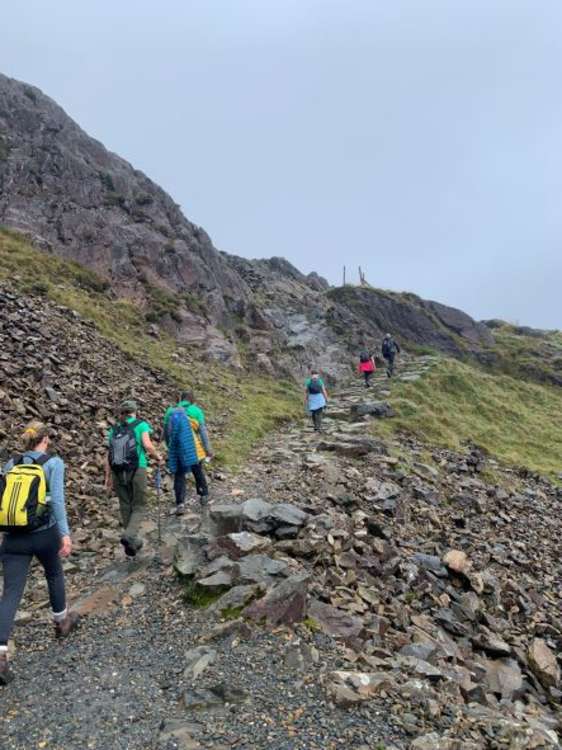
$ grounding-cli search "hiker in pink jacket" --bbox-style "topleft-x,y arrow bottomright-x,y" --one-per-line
358,350 -> 376,388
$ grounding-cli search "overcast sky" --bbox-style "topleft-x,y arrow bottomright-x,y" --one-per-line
2,1 -> 561,327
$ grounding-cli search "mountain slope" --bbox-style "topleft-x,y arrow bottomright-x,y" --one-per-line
0,228 -> 300,474
1,72 -> 503,379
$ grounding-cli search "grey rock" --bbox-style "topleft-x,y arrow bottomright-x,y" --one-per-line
481,656 -> 523,699
308,599 -> 364,644
528,638 -> 560,689
183,646 -> 217,681
209,504 -> 244,536
174,537 -> 207,577
158,720 -> 202,749
412,553 -> 448,578
182,683 -> 249,713
216,531 -> 272,558
350,401 -> 395,419
327,670 -> 395,707
244,573 -> 309,625
269,503 -> 308,527
209,584 -> 263,615
240,498 -> 273,522
317,437 -> 388,458
237,554 -> 288,584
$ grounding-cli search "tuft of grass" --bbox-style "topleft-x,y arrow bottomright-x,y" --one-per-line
182,579 -> 229,608
220,605 -> 245,620
377,358 -> 562,477
303,616 -> 321,632
217,377 -> 301,469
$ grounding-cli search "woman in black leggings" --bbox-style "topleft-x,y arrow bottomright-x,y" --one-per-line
0,421 -> 79,685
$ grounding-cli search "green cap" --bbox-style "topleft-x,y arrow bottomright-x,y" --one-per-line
120,399 -> 138,413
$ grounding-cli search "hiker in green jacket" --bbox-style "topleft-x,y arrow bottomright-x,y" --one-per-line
105,400 -> 163,557
163,390 -> 212,512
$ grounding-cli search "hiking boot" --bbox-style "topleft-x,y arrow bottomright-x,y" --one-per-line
54,611 -> 80,638
120,536 -> 137,557
175,503 -> 186,516
0,653 -> 13,686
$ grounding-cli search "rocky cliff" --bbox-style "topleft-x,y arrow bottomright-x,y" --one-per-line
0,72 -> 494,377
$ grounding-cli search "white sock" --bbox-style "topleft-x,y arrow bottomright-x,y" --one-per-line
52,608 -> 67,623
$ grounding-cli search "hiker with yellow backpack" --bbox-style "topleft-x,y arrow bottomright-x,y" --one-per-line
0,421 -> 79,685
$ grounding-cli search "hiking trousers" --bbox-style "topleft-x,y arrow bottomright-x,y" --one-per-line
174,463 -> 209,506
385,354 -> 395,377
0,525 -> 66,645
363,371 -> 373,387
112,468 -> 147,547
311,407 -> 324,431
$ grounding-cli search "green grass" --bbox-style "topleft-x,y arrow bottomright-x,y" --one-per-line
376,358 -> 562,477
0,227 -> 300,468
487,325 -> 562,387
182,579 -> 229,608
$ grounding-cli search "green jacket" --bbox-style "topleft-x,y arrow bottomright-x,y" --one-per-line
163,401 -> 205,429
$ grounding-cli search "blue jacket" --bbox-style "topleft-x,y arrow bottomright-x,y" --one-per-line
167,409 -> 198,473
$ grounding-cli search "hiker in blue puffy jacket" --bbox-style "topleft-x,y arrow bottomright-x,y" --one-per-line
166,408 -> 199,516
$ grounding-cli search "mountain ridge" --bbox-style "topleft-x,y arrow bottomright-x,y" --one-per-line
0,70 -> 547,382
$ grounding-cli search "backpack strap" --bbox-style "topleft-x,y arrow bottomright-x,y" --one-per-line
15,453 -> 51,466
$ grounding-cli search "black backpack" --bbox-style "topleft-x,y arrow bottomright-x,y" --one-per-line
382,339 -> 392,357
307,379 -> 323,395
109,419 -> 140,472
359,350 -> 370,363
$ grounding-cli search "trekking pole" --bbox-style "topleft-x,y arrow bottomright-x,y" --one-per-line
155,467 -> 162,545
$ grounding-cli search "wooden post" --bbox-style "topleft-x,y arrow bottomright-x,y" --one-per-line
343,265 -> 346,286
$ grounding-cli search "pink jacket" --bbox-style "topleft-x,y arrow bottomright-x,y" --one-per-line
358,359 -> 376,373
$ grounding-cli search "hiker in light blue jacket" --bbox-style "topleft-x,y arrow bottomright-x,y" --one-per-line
304,369 -> 328,432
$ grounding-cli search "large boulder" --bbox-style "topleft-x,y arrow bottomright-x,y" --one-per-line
350,401 -> 395,419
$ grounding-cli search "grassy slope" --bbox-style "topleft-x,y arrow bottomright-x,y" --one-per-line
376,358 -> 562,477
486,325 -> 562,386
0,228 -> 300,468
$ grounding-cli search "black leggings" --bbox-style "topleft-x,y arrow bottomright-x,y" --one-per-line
0,525 -> 66,644
174,463 -> 209,506
363,371 -> 373,387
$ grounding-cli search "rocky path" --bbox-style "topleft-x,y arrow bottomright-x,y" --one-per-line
1,355 -> 561,750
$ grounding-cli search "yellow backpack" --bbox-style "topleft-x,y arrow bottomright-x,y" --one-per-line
0,455 -> 50,531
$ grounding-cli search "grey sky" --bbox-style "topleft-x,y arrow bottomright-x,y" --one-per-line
2,1 -> 561,327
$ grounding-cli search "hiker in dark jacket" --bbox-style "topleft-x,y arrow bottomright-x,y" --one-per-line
382,333 -> 400,377
0,421 -> 79,685
105,400 -> 163,557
